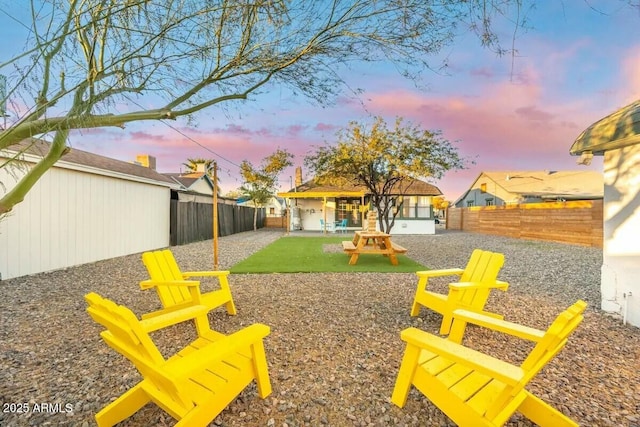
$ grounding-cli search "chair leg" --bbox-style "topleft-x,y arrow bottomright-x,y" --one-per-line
410,277 -> 428,316
518,392 -> 578,427
438,314 -> 453,335
391,343 -> 421,408
95,384 -> 150,427
225,299 -> 238,316
251,340 -> 273,398
217,276 -> 238,316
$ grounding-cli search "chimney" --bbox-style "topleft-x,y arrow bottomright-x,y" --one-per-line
295,166 -> 303,187
136,154 -> 156,170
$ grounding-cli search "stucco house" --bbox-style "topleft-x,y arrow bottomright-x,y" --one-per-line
570,99 -> 640,328
278,167 -> 442,234
454,170 -> 603,208
160,161 -> 216,196
237,196 -> 285,217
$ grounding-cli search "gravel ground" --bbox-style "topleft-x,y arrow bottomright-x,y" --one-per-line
1,228 -> 639,427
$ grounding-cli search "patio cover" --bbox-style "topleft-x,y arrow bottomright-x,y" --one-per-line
570,99 -> 640,157
277,191 -> 365,199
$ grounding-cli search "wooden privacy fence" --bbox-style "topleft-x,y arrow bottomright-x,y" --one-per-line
446,200 -> 603,247
170,200 -> 265,246
264,216 -> 287,228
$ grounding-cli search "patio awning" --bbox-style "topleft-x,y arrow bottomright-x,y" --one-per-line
277,191 -> 365,199
570,99 -> 640,157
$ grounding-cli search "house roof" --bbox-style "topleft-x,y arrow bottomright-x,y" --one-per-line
162,171 -> 216,193
455,170 -> 603,204
4,139 -> 175,186
280,177 -> 442,198
570,99 -> 640,155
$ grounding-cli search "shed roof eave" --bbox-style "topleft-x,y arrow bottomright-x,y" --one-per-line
570,133 -> 640,156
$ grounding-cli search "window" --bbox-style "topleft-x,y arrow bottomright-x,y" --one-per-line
337,198 -> 361,226
269,207 -> 275,215
396,195 -> 432,219
485,198 -> 494,206
480,183 -> 487,193
467,200 -> 475,207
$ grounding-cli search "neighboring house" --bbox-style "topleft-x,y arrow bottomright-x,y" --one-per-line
237,196 -> 285,217
0,140 -> 177,280
278,167 -> 442,234
162,171 -> 215,196
570,99 -> 640,328
454,170 -> 603,208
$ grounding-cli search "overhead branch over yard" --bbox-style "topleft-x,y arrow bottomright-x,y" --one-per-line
1,0 -> 531,214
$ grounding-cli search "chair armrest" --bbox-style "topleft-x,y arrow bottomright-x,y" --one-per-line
168,323 -> 271,376
416,268 -> 464,278
452,309 -> 545,342
139,279 -> 199,290
449,280 -> 509,291
182,270 -> 230,278
400,327 -> 524,386
140,304 -> 210,332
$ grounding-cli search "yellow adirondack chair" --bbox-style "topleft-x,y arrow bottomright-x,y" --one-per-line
392,300 -> 587,427
85,292 -> 272,427
140,250 -> 237,331
410,249 -> 508,335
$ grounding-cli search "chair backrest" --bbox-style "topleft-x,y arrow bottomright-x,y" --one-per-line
340,219 -> 348,227
85,292 -> 194,410
459,249 -> 505,283
455,249 -> 505,308
485,300 -> 587,419
142,250 -> 193,306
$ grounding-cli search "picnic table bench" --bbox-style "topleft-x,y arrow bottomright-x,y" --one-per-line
342,231 -> 406,265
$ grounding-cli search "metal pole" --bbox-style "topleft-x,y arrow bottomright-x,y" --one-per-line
213,161 -> 219,270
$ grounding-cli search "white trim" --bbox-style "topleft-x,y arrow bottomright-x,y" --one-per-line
2,149 -> 178,189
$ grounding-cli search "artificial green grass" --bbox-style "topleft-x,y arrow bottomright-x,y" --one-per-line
230,236 -> 425,273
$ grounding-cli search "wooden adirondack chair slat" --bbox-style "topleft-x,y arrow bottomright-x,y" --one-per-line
392,300 -> 587,427
85,292 -> 272,427
140,250 -> 237,335
411,248 -> 509,336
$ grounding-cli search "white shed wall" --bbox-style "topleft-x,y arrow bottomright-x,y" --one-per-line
601,145 -> 640,327
0,165 -> 170,280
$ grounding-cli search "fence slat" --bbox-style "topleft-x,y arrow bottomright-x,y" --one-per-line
446,200 -> 602,247
169,201 -> 265,246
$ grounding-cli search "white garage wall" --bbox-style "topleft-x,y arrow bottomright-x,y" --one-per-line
0,163 -> 170,280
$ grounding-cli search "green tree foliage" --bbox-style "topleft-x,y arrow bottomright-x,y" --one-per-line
240,149 -> 293,230
182,158 -> 214,174
305,116 -> 468,233
182,157 -> 221,193
0,0 -> 530,214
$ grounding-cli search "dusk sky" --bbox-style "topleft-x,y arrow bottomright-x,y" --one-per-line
2,1 -> 640,201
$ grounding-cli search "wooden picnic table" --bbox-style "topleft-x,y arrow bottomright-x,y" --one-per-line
341,230 -> 407,265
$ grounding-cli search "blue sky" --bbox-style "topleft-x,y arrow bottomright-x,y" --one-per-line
1,1 -> 639,200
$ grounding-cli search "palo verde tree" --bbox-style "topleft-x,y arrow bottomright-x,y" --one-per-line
305,116 -> 468,233
0,0 -> 530,214
240,149 -> 293,231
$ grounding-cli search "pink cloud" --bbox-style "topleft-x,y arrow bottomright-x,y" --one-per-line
313,122 -> 337,132
285,124 -> 307,136
514,105 -> 554,122
469,67 -> 495,79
